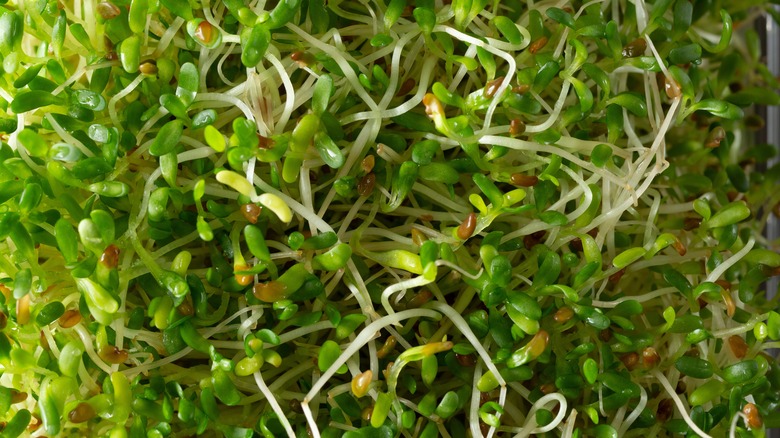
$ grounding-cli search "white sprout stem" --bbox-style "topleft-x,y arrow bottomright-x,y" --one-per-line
376,143 -> 404,164
122,305 -> 263,377
705,236 -> 755,283
412,183 -> 472,213
379,28 -> 420,108
617,385 -> 648,435
287,24 -> 378,112
591,287 -> 677,307
531,89 -> 555,114
587,98 -> 681,237
652,370 -> 714,438
80,0 -> 94,46
152,17 -> 184,56
109,73 -> 146,130
644,190 -> 662,246
176,134 -> 215,156
526,82 -> 572,133
253,371 -> 296,438
44,113 -> 94,157
478,136 -> 625,187
629,251 -> 710,272
556,135 -> 629,158
128,146 -> 216,233
196,92 -> 255,121
52,56 -> 87,96
729,412 -> 748,438
251,176 -> 334,233
135,107 -> 169,144
611,405 -> 627,431
634,0 -> 649,32
302,309 -> 443,438
12,113 -> 45,175
268,362 -> 315,393
435,261 -> 483,280
626,98 -> 681,194
644,33 -> 671,79
436,25 -> 518,134
0,87 -> 13,106
336,195 -> 368,238
340,56 -> 437,124
470,361 -> 483,438
512,392 -> 568,437
299,165 -> 318,233
352,227 -> 414,245
113,250 -> 136,356
380,275 -> 432,316
712,314 -> 767,338
72,324 -> 113,375
278,321 -> 334,344
345,260 -> 378,317
236,309 -> 265,341
285,74 -> 317,121
562,409 -> 578,438
559,166 -> 596,222
244,70 -> 272,136
317,118 -> 382,217
264,52 -> 296,133
425,301 -> 506,389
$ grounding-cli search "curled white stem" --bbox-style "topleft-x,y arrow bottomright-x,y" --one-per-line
653,370 -> 714,438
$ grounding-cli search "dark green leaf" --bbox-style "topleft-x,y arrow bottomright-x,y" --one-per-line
11,90 -> 64,113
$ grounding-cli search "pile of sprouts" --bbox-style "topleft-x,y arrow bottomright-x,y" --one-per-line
1,0 -> 780,436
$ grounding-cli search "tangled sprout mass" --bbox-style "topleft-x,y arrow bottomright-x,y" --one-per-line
1,0 -> 780,436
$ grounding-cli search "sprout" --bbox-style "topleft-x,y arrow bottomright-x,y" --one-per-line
0,0 -> 779,437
